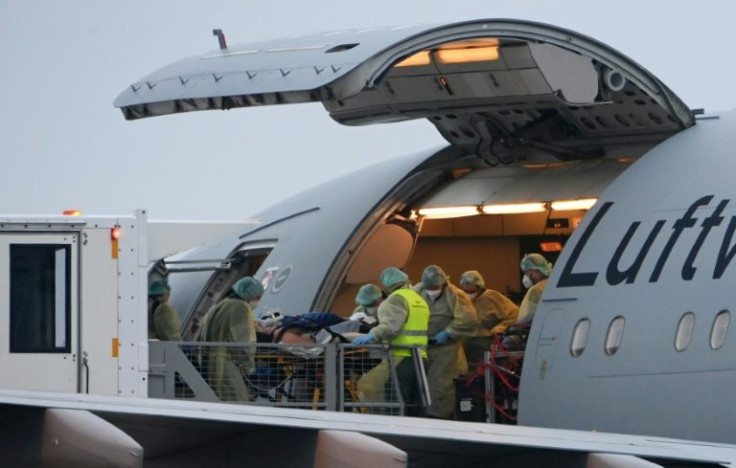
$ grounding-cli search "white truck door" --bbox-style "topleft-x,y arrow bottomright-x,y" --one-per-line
0,233 -> 79,392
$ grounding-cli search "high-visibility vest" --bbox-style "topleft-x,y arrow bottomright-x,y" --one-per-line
390,288 -> 429,358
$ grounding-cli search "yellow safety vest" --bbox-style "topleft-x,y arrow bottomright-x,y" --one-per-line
390,288 -> 429,358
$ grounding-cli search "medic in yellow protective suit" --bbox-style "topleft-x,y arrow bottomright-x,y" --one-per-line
458,270 -> 518,366
199,276 -> 263,402
354,267 -> 430,417
415,265 -> 478,419
517,253 -> 553,324
147,279 -> 182,341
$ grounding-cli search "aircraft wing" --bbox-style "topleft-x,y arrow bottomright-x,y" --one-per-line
1,389 -> 734,467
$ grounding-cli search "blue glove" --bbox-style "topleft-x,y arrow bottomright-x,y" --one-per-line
432,330 -> 451,345
353,333 -> 376,346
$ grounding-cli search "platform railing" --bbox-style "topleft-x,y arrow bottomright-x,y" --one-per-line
148,341 -> 428,415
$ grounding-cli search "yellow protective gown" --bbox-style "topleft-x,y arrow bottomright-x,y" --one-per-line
517,278 -> 549,323
357,287 -> 430,416
199,297 -> 256,402
473,289 -> 519,336
464,289 -> 518,366
148,301 -> 182,341
415,283 -> 478,419
357,292 -> 409,408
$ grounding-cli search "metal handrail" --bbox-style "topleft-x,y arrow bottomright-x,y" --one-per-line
148,340 -> 429,415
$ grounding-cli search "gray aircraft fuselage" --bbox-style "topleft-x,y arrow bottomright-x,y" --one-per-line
117,18 -> 733,445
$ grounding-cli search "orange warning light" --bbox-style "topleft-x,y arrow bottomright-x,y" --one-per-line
540,241 -> 564,253
111,227 -> 120,259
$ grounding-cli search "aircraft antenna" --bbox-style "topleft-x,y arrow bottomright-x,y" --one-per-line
212,29 -> 227,50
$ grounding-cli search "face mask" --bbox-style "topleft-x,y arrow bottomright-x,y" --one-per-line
522,275 -> 534,289
426,289 -> 442,300
466,292 -> 478,301
249,300 -> 261,309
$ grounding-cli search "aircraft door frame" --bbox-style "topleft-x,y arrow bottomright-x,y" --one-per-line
156,242 -> 276,340
0,233 -> 79,393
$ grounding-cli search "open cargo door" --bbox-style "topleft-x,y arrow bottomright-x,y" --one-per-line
115,19 -> 694,163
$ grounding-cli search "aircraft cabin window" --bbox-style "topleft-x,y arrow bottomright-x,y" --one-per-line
675,312 -> 696,352
604,316 -> 625,355
9,244 -> 71,353
710,310 -> 730,350
570,318 -> 591,357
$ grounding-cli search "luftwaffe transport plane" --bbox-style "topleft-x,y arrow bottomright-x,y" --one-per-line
2,18 -> 736,467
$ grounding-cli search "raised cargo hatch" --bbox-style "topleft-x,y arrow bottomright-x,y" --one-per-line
115,19 -> 694,162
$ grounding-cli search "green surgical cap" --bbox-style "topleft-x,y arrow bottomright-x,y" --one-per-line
232,276 -> 265,300
355,284 -> 382,306
422,265 -> 448,288
459,270 -> 485,288
380,267 -> 409,289
148,279 -> 171,297
520,253 -> 553,277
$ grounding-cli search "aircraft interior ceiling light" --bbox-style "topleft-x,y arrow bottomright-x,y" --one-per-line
550,198 -> 597,211
394,50 -> 431,67
481,202 -> 547,215
437,38 -> 501,49
394,39 -> 501,67
415,205 -> 480,219
435,45 -> 499,63
417,198 -> 598,218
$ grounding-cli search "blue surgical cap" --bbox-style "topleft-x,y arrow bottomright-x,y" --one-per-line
355,284 -> 382,306
380,267 -> 409,289
422,265 -> 448,288
459,270 -> 485,288
520,253 -> 553,277
148,279 -> 171,297
232,276 -> 265,300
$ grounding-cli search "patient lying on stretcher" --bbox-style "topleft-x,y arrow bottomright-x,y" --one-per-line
256,310 -> 376,346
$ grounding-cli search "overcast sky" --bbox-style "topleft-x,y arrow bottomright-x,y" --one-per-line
1,1 -> 733,221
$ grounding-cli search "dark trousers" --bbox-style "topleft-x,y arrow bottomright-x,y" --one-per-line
395,357 -> 427,417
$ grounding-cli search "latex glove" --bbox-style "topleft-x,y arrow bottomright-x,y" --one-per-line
432,330 -> 451,345
352,333 -> 377,346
